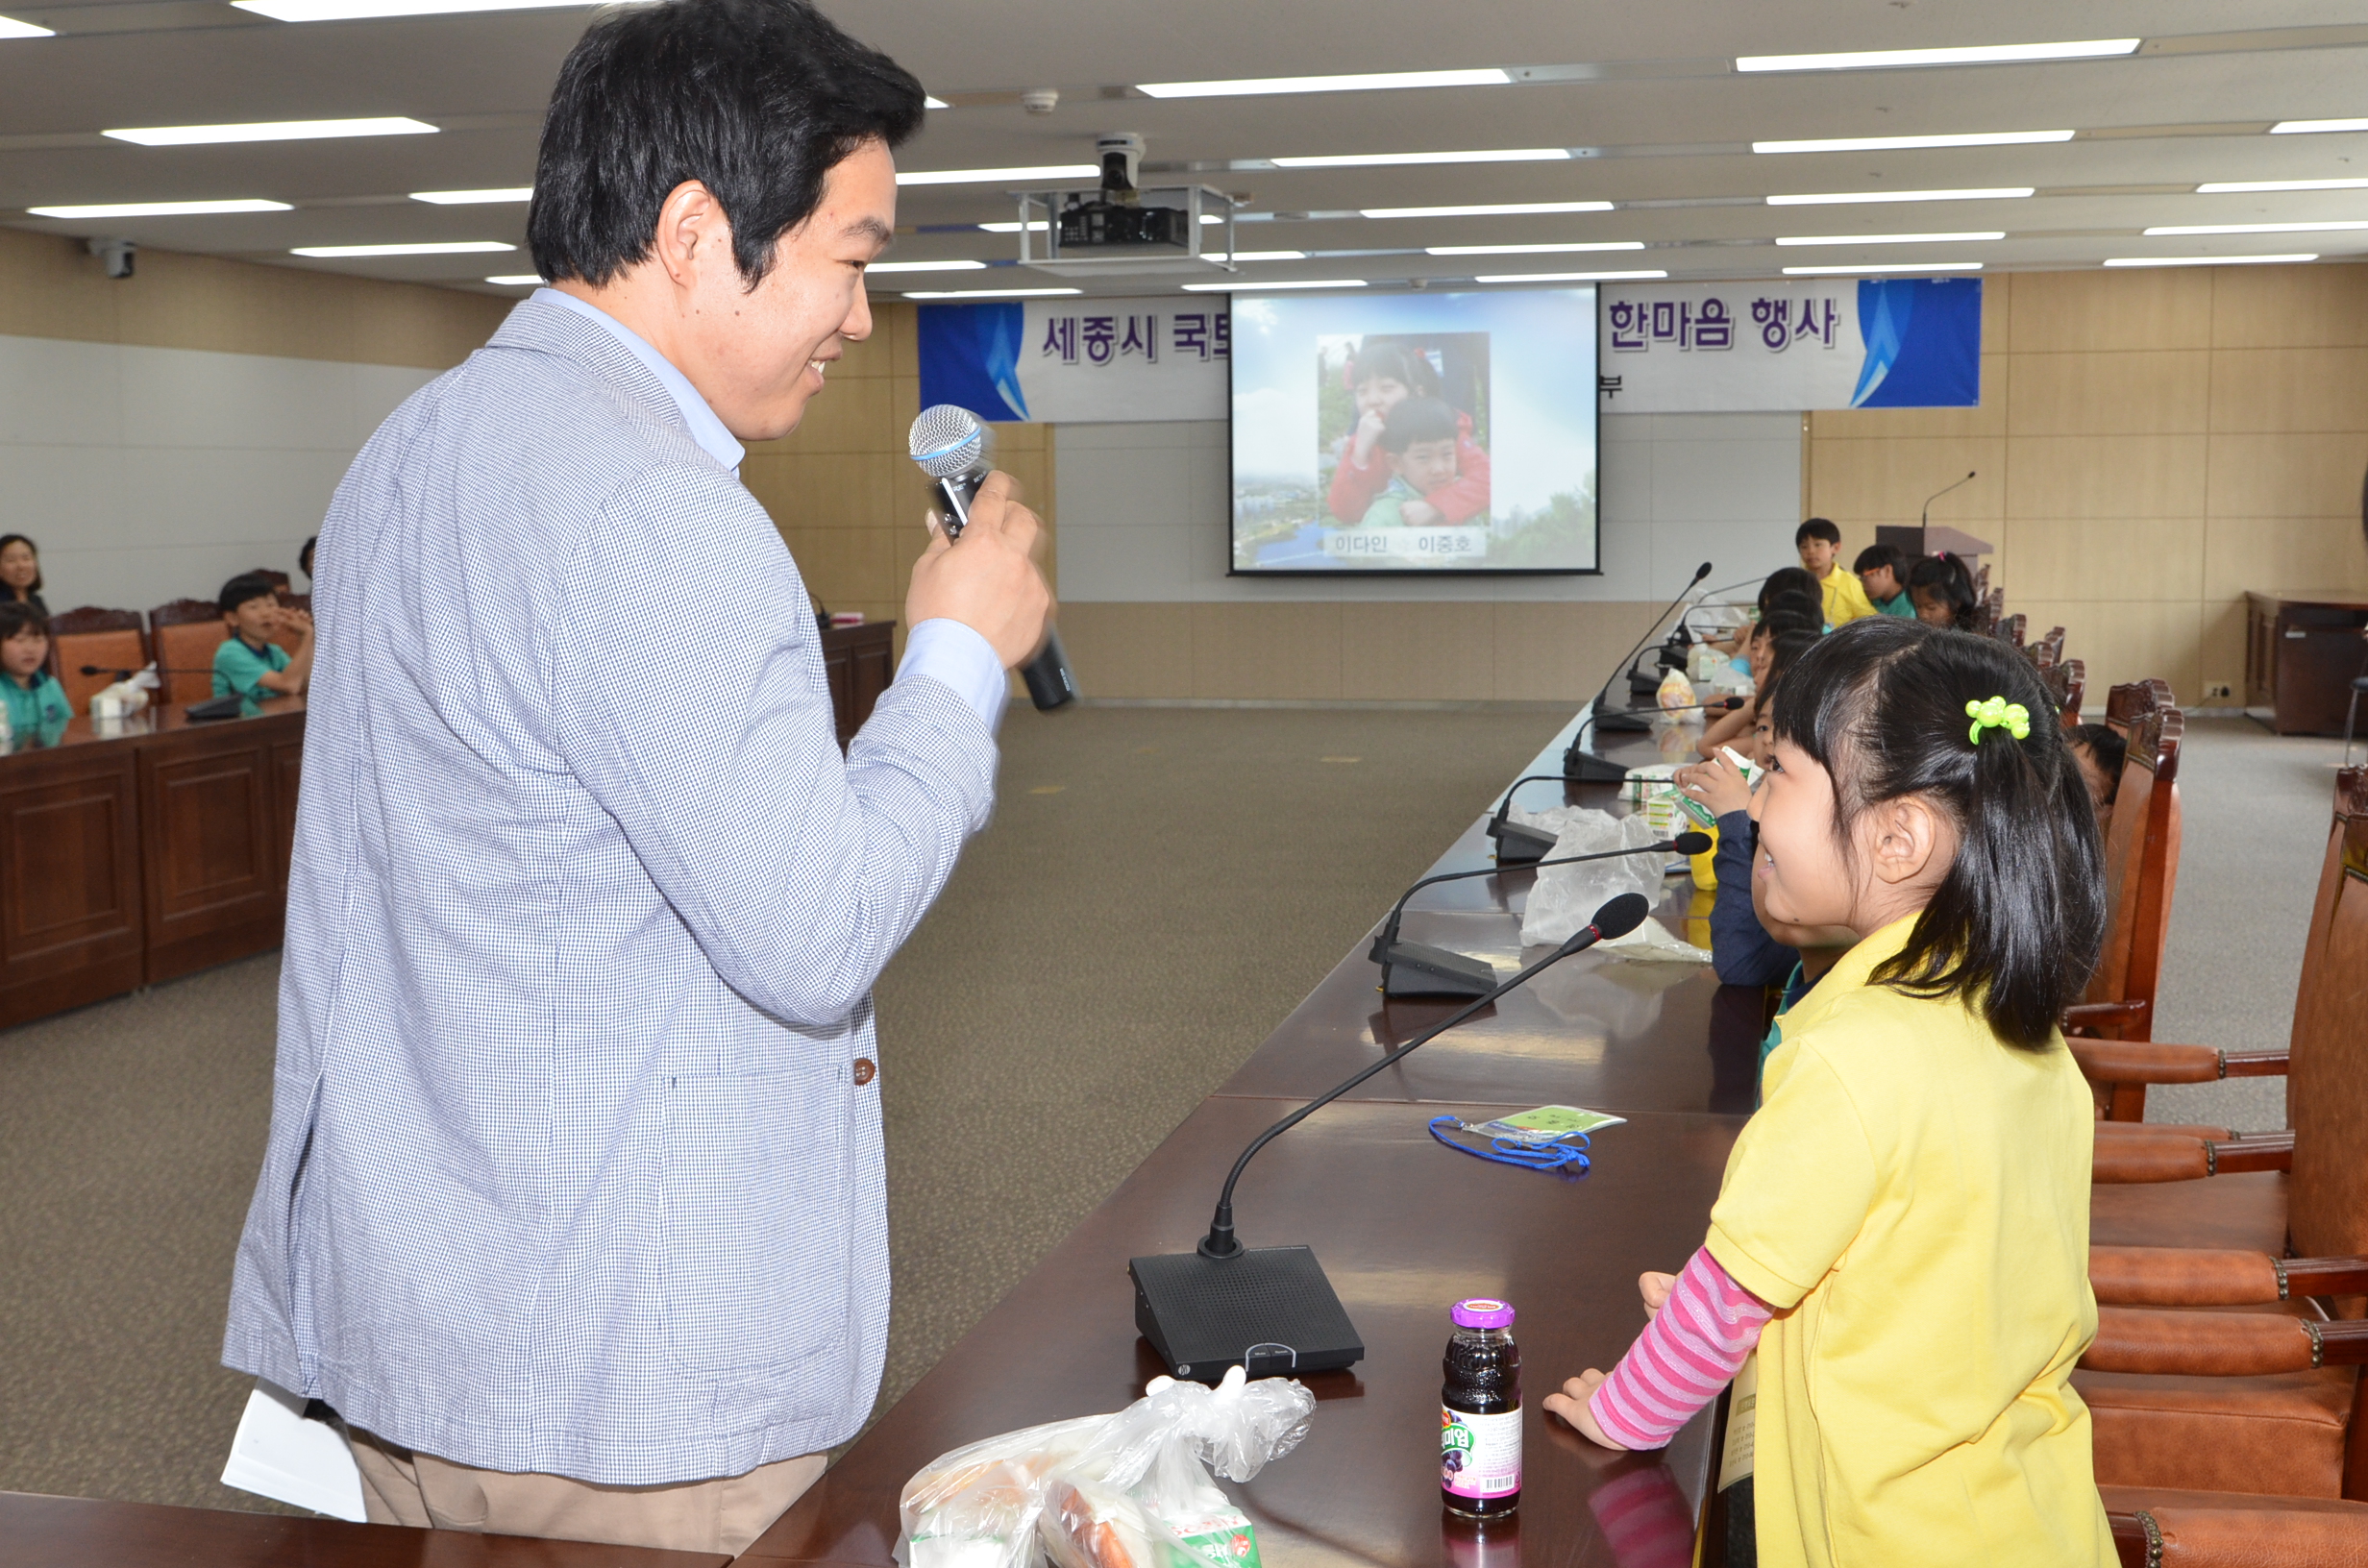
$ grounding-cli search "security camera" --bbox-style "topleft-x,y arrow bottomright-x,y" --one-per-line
1096,132 -> 1145,191
87,237 -> 136,279
1021,87 -> 1058,116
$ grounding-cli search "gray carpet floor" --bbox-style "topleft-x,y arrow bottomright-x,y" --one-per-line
0,706 -> 2341,1513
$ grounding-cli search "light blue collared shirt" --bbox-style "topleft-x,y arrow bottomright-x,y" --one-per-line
535,287 -> 1006,727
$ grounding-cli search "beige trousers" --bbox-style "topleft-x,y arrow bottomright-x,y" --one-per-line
349,1425 -> 826,1555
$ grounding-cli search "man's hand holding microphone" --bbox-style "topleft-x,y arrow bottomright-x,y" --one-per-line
906,469 -> 1053,671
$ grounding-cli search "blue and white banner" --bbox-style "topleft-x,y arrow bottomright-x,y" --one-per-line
1596,278 -> 1981,412
917,296 -> 1230,424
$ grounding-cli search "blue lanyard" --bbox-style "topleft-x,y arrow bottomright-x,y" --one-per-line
1427,1115 -> 1592,1174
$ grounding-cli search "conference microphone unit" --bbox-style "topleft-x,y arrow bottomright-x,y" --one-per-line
1369,833 -> 1708,997
908,404 -> 1078,712
81,666 -> 248,722
1920,471 -> 1977,528
1566,561 -> 1713,781
1129,892 -> 1654,1383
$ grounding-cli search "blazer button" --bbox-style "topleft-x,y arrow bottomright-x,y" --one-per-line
852,1058 -> 876,1087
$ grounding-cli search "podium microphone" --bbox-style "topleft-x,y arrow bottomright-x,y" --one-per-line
1129,892 -> 1654,1382
1565,561 -> 1713,783
909,404 -> 1078,711
1370,832 -> 1709,996
1921,471 -> 1977,529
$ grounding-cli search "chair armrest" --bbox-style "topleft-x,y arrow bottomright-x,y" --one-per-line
2069,1040 -> 2226,1085
2091,1134 -> 2211,1185
2084,1308 -> 2368,1376
2066,999 -> 2151,1037
2111,1504 -> 2368,1567
2090,1247 -> 2283,1307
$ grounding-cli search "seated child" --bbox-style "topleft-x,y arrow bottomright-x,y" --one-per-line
213,573 -> 316,700
1547,618 -> 2114,1566
1328,345 -> 1491,526
1712,567 -> 1826,657
1906,551 -> 1980,631
0,601 -> 71,743
2067,723 -> 2127,833
1698,628 -> 1814,760
1796,517 -> 1875,625
1854,542 -> 1913,617
1358,397 -> 1464,527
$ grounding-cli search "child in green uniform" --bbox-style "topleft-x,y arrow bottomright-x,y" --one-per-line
0,601 -> 71,745
213,573 -> 314,700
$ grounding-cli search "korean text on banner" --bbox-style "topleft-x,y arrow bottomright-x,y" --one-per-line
919,297 -> 1230,424
1596,278 -> 1980,412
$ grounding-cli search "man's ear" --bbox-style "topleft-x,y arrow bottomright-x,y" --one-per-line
1866,794 -> 1947,887
650,180 -> 731,293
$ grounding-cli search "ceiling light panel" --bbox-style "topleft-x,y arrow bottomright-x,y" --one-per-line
1752,130 -> 2074,154
1270,148 -> 1567,169
897,164 -> 1098,186
2144,220 -> 2368,235
234,0 -> 599,18
28,198 -> 291,217
1424,240 -> 1645,256
1766,187 -> 2034,206
2196,179 -> 2368,193
1138,68 -> 1510,98
485,275 -> 544,285
0,13 -> 54,37
2104,254 -> 2318,267
923,96 -> 950,110
1473,269 -> 1667,282
1783,261 -> 1983,274
2270,119 -> 2368,135
292,241 -> 512,256
864,259 -> 987,273
1774,231 -> 2004,246
1220,250 -> 1307,261
1737,39 -> 2137,73
1182,279 -> 1368,290
105,117 -> 436,146
1362,200 -> 1613,219
411,187 -> 531,204
901,287 -> 1081,299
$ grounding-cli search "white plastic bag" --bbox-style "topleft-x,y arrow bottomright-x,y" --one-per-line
902,1365 -> 1315,1568
1517,808 -> 1665,947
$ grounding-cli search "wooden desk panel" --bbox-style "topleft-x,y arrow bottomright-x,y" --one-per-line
0,1491 -> 732,1568
821,622 -> 896,748
139,717 -> 296,985
0,743 -> 143,1028
743,1097 -> 1739,1567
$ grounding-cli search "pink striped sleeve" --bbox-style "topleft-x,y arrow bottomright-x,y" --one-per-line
1588,1247 -> 1770,1451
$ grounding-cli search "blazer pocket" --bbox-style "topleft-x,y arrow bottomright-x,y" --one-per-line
659,1067 -> 851,1376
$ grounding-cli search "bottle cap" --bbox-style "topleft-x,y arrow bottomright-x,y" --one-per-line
1451,1298 -> 1516,1330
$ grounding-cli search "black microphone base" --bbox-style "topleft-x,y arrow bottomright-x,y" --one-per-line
1485,819 -> 1558,867
1129,1245 -> 1364,1384
1379,942 -> 1498,998
184,694 -> 247,723
1561,744 -> 1631,784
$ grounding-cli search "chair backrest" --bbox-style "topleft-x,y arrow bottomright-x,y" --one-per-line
48,607 -> 150,717
2103,677 -> 2174,740
2083,696 -> 2184,1039
2056,658 -> 2085,728
2035,625 -> 2066,668
281,591 -> 310,614
1998,611 -> 2027,648
1974,562 -> 1992,598
149,600 -> 228,705
2287,767 -> 2368,1263
1973,587 -> 2005,637
248,568 -> 291,591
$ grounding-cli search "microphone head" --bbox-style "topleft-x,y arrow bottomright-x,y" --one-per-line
1671,830 -> 1714,857
1691,561 -> 1713,581
909,404 -> 991,478
1590,892 -> 1653,941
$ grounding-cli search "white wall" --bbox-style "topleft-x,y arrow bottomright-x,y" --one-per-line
1053,411 -> 1804,604
0,331 -> 436,614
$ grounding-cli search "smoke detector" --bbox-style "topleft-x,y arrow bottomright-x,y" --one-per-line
1021,87 -> 1059,116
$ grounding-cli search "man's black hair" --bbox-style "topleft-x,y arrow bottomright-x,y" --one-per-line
1768,617 -> 2105,1050
219,573 -> 281,619
1854,541 -> 1905,578
1795,516 -> 1842,547
1379,395 -> 1459,453
528,0 -> 926,288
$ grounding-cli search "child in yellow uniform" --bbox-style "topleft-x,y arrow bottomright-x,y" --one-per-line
1547,616 -> 2113,1567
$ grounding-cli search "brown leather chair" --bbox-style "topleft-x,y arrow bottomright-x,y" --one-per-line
47,606 -> 149,718
1998,611 -> 2028,648
2071,697 -> 2186,1102
149,599 -> 229,706
2104,1487 -> 2368,1564
2025,625 -> 2067,670
2072,780 -> 2368,1503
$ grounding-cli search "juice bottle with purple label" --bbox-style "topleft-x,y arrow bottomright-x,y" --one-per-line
1441,1297 -> 1520,1518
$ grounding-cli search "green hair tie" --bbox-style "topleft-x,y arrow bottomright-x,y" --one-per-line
1964,695 -> 2031,745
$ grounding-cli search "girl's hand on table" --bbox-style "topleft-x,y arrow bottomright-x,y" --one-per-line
1674,754 -> 1751,819
1544,1370 -> 1628,1450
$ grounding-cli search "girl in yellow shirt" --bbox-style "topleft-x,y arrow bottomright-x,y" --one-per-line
1545,616 -> 2114,1567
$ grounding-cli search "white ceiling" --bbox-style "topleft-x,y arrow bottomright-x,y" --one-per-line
3,0 -> 2367,297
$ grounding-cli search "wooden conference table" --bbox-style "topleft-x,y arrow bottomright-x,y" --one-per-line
5,708 -> 1750,1566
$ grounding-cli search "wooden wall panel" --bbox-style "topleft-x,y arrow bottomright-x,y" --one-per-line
0,748 -> 143,1027
2009,268 -> 2213,354
2004,351 -> 2208,437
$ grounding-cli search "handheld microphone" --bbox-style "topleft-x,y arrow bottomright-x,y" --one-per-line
1566,561 -> 1713,782
1129,892 -> 1655,1382
908,404 -> 1078,712
1369,833 -> 1708,996
1920,471 -> 1977,529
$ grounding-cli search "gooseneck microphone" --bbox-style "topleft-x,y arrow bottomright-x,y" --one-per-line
908,404 -> 1078,712
1369,833 -> 1709,996
1565,561 -> 1714,783
1921,471 -> 1977,529
81,665 -> 253,722
1128,892 -> 1655,1382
